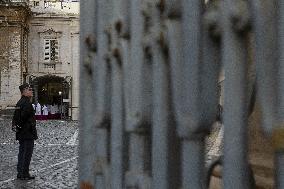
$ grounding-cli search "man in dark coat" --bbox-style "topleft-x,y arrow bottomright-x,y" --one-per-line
15,83 -> 38,180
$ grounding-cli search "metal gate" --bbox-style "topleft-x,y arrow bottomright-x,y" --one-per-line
79,0 -> 284,188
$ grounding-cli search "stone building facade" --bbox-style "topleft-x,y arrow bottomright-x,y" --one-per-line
0,0 -> 80,120
0,1 -> 30,110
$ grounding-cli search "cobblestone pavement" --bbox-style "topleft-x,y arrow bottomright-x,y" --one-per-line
0,119 -> 79,189
0,117 -> 223,189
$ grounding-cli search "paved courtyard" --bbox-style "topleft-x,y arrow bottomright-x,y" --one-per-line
0,117 -> 223,189
0,119 -> 79,189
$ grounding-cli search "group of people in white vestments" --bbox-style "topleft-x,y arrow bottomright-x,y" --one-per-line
32,102 -> 62,116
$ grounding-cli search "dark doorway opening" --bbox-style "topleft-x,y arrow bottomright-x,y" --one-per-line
31,75 -> 70,119
38,82 -> 61,105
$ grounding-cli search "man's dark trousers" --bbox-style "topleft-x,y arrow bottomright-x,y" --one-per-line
17,139 -> 34,177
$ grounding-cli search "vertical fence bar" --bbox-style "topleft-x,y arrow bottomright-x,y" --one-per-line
127,0 -> 152,132
179,0 -> 203,137
110,54 -> 125,189
222,0 -> 250,188
179,0 -> 207,188
94,0 -> 112,128
151,24 -> 172,189
79,0 -> 97,188
275,153 -> 284,189
109,3 -> 122,188
114,3 -> 132,187
110,0 -> 131,188
117,1 -> 132,180
117,1 -> 132,184
125,133 -> 151,189
201,0 -> 221,132
125,0 -> 152,188
276,0 -> 284,188
151,1 -> 182,188
202,0 -> 222,165
95,128 -> 111,189
250,1 -> 280,188
94,1 -> 112,188
181,140 -> 206,189
151,1 -> 170,188
165,14 -> 183,189
249,0 -> 278,135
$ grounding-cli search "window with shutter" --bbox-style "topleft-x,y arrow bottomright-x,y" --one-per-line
44,39 -> 59,62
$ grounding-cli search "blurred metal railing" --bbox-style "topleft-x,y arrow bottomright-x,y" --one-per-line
79,0 -> 284,188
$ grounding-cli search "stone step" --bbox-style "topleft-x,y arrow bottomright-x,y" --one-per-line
208,156 -> 275,189
249,153 -> 274,178
209,174 -> 275,189
254,175 -> 274,189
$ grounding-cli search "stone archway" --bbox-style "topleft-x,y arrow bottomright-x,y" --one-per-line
29,75 -> 71,119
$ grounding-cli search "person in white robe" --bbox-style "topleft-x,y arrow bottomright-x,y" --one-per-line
47,105 -> 51,114
50,104 -> 56,114
42,105 -> 48,116
54,104 -> 59,114
36,102 -> 42,115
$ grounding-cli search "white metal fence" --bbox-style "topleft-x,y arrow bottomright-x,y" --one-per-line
79,0 -> 284,188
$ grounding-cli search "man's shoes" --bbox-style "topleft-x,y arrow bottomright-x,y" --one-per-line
17,175 -> 35,180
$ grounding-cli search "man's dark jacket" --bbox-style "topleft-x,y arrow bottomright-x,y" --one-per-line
15,96 -> 38,140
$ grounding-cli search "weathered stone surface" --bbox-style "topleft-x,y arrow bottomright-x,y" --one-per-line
0,5 -> 30,109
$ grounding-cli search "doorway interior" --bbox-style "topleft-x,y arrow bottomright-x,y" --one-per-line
32,75 -> 69,119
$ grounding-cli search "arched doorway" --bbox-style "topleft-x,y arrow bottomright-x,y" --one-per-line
30,75 -> 71,119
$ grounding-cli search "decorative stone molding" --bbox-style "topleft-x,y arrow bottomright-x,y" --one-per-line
64,75 -> 72,87
39,28 -> 62,39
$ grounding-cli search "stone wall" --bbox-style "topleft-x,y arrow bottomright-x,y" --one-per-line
0,6 -> 29,108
